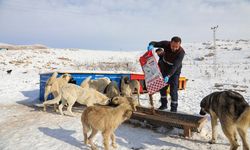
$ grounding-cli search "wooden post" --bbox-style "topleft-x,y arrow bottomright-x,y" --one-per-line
149,94 -> 155,115
183,126 -> 191,138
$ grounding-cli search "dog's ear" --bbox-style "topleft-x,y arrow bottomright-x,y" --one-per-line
62,74 -> 72,82
62,74 -> 67,78
111,96 -> 120,104
124,76 -> 130,84
123,110 -> 133,119
62,74 -> 70,79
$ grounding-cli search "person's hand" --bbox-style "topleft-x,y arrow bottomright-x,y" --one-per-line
164,76 -> 169,83
147,44 -> 154,51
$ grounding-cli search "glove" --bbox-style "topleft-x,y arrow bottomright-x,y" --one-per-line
147,44 -> 154,51
164,76 -> 169,83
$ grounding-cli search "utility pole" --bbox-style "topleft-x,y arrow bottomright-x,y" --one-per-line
211,25 -> 219,77
211,25 -> 218,49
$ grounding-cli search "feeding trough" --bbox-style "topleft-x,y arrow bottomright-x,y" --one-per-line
130,106 -> 207,137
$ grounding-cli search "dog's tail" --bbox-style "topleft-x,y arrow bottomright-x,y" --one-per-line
48,72 -> 58,83
237,106 -> 250,128
80,76 -> 91,88
43,93 -> 62,105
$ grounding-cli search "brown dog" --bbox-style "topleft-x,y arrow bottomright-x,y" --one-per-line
200,90 -> 250,150
81,96 -> 138,150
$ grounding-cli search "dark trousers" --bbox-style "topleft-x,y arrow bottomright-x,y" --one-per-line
158,60 -> 180,111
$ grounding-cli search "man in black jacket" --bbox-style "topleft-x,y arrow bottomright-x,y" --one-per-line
148,36 -> 185,112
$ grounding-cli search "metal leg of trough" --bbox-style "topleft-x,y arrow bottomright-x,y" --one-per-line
183,126 -> 191,138
149,94 -> 155,115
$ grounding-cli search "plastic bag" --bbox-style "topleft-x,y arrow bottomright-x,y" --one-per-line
139,51 -> 167,94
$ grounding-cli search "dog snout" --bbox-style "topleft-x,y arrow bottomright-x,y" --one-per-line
199,108 -> 206,115
106,99 -> 112,105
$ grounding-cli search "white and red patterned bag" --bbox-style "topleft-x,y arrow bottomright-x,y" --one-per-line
139,51 -> 167,94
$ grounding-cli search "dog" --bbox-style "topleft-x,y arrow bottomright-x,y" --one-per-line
120,76 -> 140,105
6,69 -> 12,74
104,81 -> 120,99
80,76 -> 111,93
199,90 -> 250,150
43,72 -> 72,111
81,96 -> 138,150
43,83 -> 110,116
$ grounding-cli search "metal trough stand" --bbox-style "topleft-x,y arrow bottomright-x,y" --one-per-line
130,106 -> 207,138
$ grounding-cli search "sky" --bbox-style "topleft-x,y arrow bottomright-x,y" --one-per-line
0,0 -> 250,51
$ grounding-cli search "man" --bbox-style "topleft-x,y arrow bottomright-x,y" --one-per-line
148,36 -> 185,112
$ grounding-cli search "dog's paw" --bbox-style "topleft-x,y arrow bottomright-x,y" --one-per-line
231,144 -> 240,150
68,113 -> 76,117
208,139 -> 216,144
84,139 -> 89,145
112,143 -> 118,148
91,146 -> 98,150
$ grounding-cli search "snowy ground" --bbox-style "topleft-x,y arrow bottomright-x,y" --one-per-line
0,39 -> 249,150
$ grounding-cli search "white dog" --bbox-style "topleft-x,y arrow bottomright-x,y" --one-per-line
43,83 -> 110,116
80,76 -> 111,93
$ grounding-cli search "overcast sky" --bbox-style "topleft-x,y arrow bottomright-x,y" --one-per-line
0,0 -> 250,50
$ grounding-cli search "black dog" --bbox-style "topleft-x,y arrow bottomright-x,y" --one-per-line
7,69 -> 12,74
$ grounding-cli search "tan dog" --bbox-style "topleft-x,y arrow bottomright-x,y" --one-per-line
44,72 -> 71,111
80,76 -> 111,93
200,90 -> 250,150
120,76 -> 140,105
81,96 -> 138,150
43,83 -> 110,116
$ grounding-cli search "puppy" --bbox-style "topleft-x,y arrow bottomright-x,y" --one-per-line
200,90 -> 250,150
81,96 -> 138,150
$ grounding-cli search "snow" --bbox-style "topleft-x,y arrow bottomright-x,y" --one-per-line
0,39 -> 249,150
